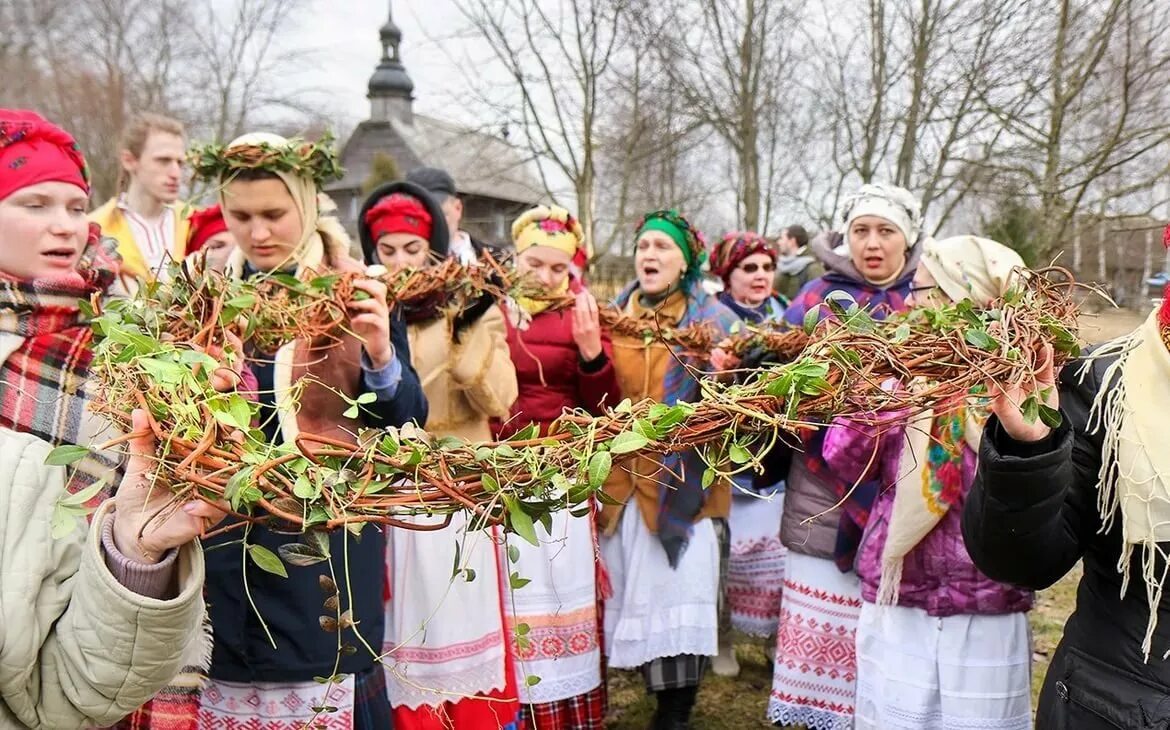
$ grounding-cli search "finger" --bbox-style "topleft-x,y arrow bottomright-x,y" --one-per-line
347,298 -> 387,315
125,409 -> 156,481
353,278 -> 389,298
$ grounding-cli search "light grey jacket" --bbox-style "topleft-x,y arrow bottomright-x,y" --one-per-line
0,429 -> 208,729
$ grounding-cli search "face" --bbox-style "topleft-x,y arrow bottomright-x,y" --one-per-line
222,178 -> 304,272
777,230 -> 797,255
516,245 -> 572,290
202,231 -> 237,273
727,252 -> 775,307
122,131 -> 184,204
439,194 -> 462,238
376,232 -> 430,273
908,266 -> 948,309
847,215 -> 908,284
0,181 -> 90,279
635,230 -> 686,295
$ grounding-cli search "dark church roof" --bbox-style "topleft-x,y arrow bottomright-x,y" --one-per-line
368,11 -> 413,98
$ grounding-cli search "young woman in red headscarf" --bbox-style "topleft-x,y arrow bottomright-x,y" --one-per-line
0,109 -> 223,727
492,205 -> 620,729
358,181 -> 522,730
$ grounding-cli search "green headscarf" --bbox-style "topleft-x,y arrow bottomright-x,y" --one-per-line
635,210 -> 707,281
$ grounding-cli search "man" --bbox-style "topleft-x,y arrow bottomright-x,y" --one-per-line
405,166 -> 504,265
773,224 -> 822,300
90,112 -> 190,280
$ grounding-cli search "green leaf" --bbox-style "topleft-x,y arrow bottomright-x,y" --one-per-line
729,444 -> 751,464
891,323 -> 911,345
277,542 -> 328,567
1021,395 -> 1040,425
293,473 -> 318,499
526,675 -> 542,687
609,432 -> 650,455
343,404 -> 360,419
225,294 -> 256,310
482,474 -> 500,492
1038,403 -> 1063,429
224,467 -> 255,511
803,307 -> 820,335
586,451 -> 612,489
463,568 -> 477,582
505,497 -> 540,546
59,478 -> 108,507
507,543 -> 521,564
139,356 -> 187,385
51,504 -> 82,539
247,544 -> 288,577
509,571 -> 532,590
964,329 -> 995,351
614,398 -> 633,414
515,622 -> 530,636
45,444 -> 90,466
356,392 -> 377,404
701,468 -> 716,489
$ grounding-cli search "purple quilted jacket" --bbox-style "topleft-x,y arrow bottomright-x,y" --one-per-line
823,416 -> 1033,617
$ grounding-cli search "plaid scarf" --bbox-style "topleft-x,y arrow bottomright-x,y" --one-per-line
0,232 -> 122,497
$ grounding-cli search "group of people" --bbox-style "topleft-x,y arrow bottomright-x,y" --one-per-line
0,104 -> 1165,730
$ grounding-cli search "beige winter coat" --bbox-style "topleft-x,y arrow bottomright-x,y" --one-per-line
0,429 -> 207,729
409,305 -> 518,440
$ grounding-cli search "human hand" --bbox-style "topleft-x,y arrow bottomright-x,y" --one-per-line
571,290 -> 603,362
989,342 -> 1059,443
349,278 -> 394,369
710,347 -> 740,372
194,331 -> 246,392
111,410 -> 226,564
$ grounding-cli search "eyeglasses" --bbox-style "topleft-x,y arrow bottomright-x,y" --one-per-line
739,261 -> 776,274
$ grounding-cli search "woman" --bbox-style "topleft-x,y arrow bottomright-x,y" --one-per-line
185,203 -> 237,272
707,232 -> 788,675
358,181 -> 521,730
152,132 -> 428,730
766,183 -> 924,730
492,205 -> 621,729
822,236 -> 1033,729
0,108 -> 215,727
961,225 -> 1170,728
601,210 -> 739,729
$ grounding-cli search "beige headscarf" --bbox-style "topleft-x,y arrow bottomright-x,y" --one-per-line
876,236 -> 1023,606
920,235 -> 1023,307
218,132 -> 354,277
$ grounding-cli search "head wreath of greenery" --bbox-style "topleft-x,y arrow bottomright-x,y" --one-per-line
189,131 -> 344,187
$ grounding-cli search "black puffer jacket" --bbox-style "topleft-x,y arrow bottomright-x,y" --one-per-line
962,351 -> 1170,729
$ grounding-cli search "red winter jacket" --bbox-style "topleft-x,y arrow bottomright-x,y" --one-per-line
492,287 -> 621,439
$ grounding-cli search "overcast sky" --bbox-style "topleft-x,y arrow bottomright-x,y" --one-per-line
282,1 -> 489,127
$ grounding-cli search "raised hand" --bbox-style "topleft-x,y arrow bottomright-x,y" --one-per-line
571,290 -> 603,362
111,410 -> 226,564
989,342 -> 1059,443
349,277 -> 394,369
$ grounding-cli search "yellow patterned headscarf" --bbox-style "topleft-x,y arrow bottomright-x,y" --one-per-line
512,205 -> 584,256
512,205 -> 582,316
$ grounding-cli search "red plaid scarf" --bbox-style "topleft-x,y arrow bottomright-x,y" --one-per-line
0,229 -> 121,497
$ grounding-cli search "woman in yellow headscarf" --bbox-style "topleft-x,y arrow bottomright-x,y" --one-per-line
492,205 -> 620,729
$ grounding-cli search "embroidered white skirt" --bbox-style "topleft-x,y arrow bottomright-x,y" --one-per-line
727,490 -> 787,637
601,505 -> 719,669
767,551 -> 862,730
854,601 -> 1032,730
196,676 -> 355,729
504,507 -> 602,704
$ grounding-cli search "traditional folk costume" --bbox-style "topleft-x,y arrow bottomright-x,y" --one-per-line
122,133 -> 425,730
358,182 -> 523,730
599,211 -> 738,727
709,233 -> 789,643
962,224 -> 1170,729
492,206 -> 620,729
765,185 -> 923,729
826,237 -> 1033,729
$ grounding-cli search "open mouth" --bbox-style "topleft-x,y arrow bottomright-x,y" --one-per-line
864,256 -> 884,268
641,265 -> 660,276
41,248 -> 77,263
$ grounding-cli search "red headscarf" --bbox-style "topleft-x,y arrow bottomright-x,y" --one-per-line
186,204 -> 229,253
710,231 -> 778,284
364,193 -> 433,242
0,109 -> 89,202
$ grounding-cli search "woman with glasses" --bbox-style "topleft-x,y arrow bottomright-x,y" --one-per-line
706,232 -> 788,678
822,236 -> 1033,730
764,184 -> 924,729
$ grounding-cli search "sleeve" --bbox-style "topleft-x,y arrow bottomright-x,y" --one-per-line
362,312 -> 428,429
0,435 -> 207,729
576,327 -> 621,414
448,305 -> 518,419
961,362 -> 1105,590
783,281 -> 821,327
822,414 -> 898,486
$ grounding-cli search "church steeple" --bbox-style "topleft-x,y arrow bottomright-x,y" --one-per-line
368,1 -> 414,123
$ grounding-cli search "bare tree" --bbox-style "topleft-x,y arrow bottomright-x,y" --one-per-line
455,0 -> 629,256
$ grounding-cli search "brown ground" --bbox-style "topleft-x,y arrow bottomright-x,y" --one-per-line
604,309 -> 1145,728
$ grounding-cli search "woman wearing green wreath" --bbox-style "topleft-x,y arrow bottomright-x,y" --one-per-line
599,210 -> 739,729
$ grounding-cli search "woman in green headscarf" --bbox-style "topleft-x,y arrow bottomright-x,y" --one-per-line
600,210 -> 739,729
